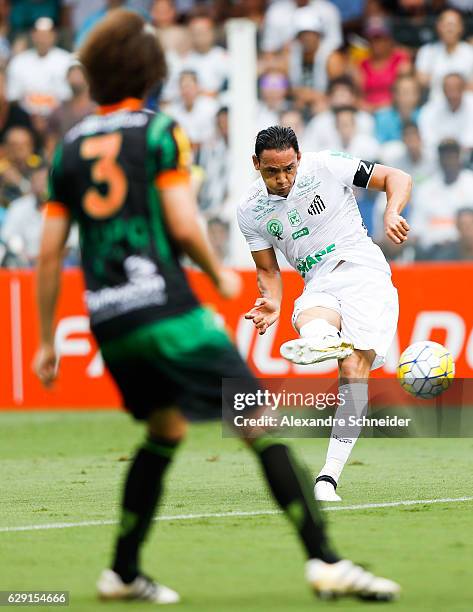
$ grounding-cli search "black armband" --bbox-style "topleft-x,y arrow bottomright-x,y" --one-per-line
353,160 -> 375,188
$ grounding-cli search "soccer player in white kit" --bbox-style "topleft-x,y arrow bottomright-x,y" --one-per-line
238,126 -> 412,502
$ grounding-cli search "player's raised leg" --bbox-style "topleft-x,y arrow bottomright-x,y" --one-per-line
280,304 -> 353,365
97,407 -> 185,603
315,349 -> 374,502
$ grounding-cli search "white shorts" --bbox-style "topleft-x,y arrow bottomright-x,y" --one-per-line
291,261 -> 399,370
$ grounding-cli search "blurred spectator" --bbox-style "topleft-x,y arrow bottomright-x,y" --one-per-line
261,0 -> 342,56
62,0 -> 105,40
207,217 -> 231,263
0,164 -> 48,265
47,61 -> 95,156
197,106 -> 229,216
0,67 -> 34,146
0,0 -> 10,67
289,8 -> 345,114
390,0 -> 438,49
416,8 -> 473,99
0,126 -> 41,208
375,121 -> 437,245
10,0 -> 60,34
152,0 -> 181,51
280,108 -> 306,143
418,72 -> 473,152
416,207 -> 473,261
332,106 -> 380,158
410,139 -> 473,247
356,17 -> 411,111
374,74 -> 421,143
167,70 -> 218,151
75,1 -> 152,47
160,27 -> 193,103
6,17 -> 71,117
256,70 -> 290,131
185,14 -> 229,96
381,121 -> 437,185
303,76 -> 375,150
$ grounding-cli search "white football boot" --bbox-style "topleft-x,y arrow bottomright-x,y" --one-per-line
280,332 -> 353,365
97,569 -> 180,604
306,559 -> 401,602
314,479 -> 341,502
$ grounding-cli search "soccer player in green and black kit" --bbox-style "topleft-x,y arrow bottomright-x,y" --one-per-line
34,9 -> 399,604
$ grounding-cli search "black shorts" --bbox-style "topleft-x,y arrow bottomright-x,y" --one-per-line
99,306 -> 254,421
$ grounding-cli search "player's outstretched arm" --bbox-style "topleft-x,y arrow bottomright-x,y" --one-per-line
35,214 -> 71,386
368,164 -> 413,245
160,184 -> 240,299
245,248 -> 282,335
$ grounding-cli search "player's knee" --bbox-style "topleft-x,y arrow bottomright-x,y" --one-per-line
147,408 -> 188,442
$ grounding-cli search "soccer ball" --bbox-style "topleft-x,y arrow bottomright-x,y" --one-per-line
397,341 -> 455,399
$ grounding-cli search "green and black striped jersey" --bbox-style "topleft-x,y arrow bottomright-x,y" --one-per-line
46,100 -> 199,342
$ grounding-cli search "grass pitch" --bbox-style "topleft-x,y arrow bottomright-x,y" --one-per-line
1,411 -> 472,611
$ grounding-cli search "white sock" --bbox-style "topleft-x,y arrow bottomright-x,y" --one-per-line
318,382 -> 368,484
300,318 -> 340,339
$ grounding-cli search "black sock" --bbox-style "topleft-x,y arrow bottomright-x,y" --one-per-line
112,436 -> 179,583
252,437 -> 339,563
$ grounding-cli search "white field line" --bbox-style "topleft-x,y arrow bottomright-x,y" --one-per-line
1,496 -> 472,534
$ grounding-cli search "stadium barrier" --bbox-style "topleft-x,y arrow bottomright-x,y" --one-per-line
1,264 -> 473,409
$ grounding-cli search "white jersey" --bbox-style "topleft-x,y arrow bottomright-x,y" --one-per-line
237,151 -> 390,283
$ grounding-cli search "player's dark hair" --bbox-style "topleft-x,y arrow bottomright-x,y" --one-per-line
78,9 -> 167,105
255,126 -> 299,159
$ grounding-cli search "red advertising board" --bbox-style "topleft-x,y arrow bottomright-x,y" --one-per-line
1,264 -> 472,409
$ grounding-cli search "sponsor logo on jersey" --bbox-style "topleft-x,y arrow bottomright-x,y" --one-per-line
296,243 -> 336,277
292,227 -> 309,240
248,187 -> 263,201
287,208 -> 302,227
330,150 -> 354,160
308,194 -> 325,215
255,205 -> 277,221
297,175 -> 315,189
267,218 -> 284,240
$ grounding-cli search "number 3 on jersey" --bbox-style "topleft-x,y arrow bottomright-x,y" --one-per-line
80,133 -> 127,218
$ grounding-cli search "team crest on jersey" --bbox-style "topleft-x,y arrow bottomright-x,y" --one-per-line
308,195 -> 325,215
287,208 -> 302,227
267,218 -> 284,240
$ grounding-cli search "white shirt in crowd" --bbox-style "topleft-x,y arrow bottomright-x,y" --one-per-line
7,47 -> 72,116
261,0 -> 342,57
185,47 -> 229,94
418,91 -> 473,150
415,41 -> 473,100
374,143 -> 437,241
238,151 -> 389,284
167,95 -> 218,145
1,194 -> 42,259
410,168 -> 473,247
303,110 -> 375,151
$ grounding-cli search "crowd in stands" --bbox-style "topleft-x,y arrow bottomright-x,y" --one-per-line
1,0 -> 473,267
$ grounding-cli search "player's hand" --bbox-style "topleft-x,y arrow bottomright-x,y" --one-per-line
384,212 -> 410,245
245,297 -> 280,335
215,268 -> 242,299
34,343 -> 58,387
